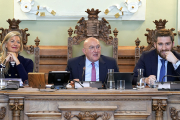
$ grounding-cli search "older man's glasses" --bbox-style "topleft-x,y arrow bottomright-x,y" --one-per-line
86,45 -> 101,50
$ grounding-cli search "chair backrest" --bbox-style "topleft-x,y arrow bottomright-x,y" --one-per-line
0,18 -> 40,71
67,8 -> 119,61
134,19 -> 177,64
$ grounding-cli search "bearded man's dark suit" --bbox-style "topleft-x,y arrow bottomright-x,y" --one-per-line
66,55 -> 119,83
132,49 -> 180,85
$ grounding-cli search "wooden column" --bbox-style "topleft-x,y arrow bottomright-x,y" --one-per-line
9,97 -> 24,120
152,99 -> 167,120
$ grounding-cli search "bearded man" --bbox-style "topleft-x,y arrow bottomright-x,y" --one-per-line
132,29 -> 180,85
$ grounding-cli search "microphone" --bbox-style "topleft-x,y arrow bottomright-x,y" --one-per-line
161,75 -> 180,85
81,67 -> 85,84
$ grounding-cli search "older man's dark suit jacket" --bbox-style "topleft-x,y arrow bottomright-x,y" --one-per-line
66,55 -> 119,83
132,49 -> 180,85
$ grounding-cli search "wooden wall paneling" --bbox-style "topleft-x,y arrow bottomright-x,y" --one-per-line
118,46 -> 136,72
38,46 -> 67,83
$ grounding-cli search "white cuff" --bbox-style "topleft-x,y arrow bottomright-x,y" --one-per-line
173,60 -> 180,70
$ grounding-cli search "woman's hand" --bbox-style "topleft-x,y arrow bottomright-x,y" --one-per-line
6,52 -> 20,65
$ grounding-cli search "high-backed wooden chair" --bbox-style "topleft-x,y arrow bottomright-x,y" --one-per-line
67,8 -> 119,61
134,19 -> 177,64
0,18 -> 40,72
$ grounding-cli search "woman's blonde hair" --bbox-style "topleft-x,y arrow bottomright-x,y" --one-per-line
0,31 -> 23,74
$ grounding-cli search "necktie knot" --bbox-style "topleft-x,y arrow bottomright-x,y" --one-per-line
91,62 -> 94,66
160,59 -> 166,64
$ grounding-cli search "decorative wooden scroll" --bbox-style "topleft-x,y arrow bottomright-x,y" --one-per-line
0,18 -> 40,55
68,8 -> 118,61
152,99 -> 167,120
134,19 -> 177,63
64,111 -> 111,120
170,107 -> 180,120
9,97 -> 24,120
0,107 -> 6,119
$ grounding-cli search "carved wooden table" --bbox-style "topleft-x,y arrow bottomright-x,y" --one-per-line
0,88 -> 180,120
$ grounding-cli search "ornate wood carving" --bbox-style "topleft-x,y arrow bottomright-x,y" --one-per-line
74,111 -> 101,120
9,98 -> 24,120
0,18 -> 36,54
64,111 -> 74,120
152,99 -> 167,120
135,37 -> 141,64
134,19 -> 177,63
170,107 -> 180,120
34,37 -> 40,72
0,107 -> 6,119
101,112 -> 112,120
68,8 -> 118,60
68,27 -> 73,37
64,111 -> 111,120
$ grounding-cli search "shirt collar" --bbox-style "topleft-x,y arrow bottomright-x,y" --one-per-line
86,57 -> 99,67
158,55 -> 167,62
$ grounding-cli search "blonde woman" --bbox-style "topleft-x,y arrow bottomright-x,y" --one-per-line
0,31 -> 33,82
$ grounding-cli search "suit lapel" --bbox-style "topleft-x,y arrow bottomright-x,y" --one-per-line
151,50 -> 158,77
99,57 -> 106,82
78,56 -> 86,81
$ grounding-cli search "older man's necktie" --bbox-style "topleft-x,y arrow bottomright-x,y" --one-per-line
159,59 -> 166,82
91,62 -> 96,81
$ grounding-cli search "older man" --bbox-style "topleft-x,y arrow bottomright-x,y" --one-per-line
66,37 -> 119,83
133,29 -> 180,85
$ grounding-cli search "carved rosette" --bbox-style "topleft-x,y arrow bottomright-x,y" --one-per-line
152,99 -> 167,120
169,107 -> 180,120
0,107 -> 6,119
9,98 -> 24,120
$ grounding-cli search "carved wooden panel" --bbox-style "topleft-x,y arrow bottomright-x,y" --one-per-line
170,107 -> 180,120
